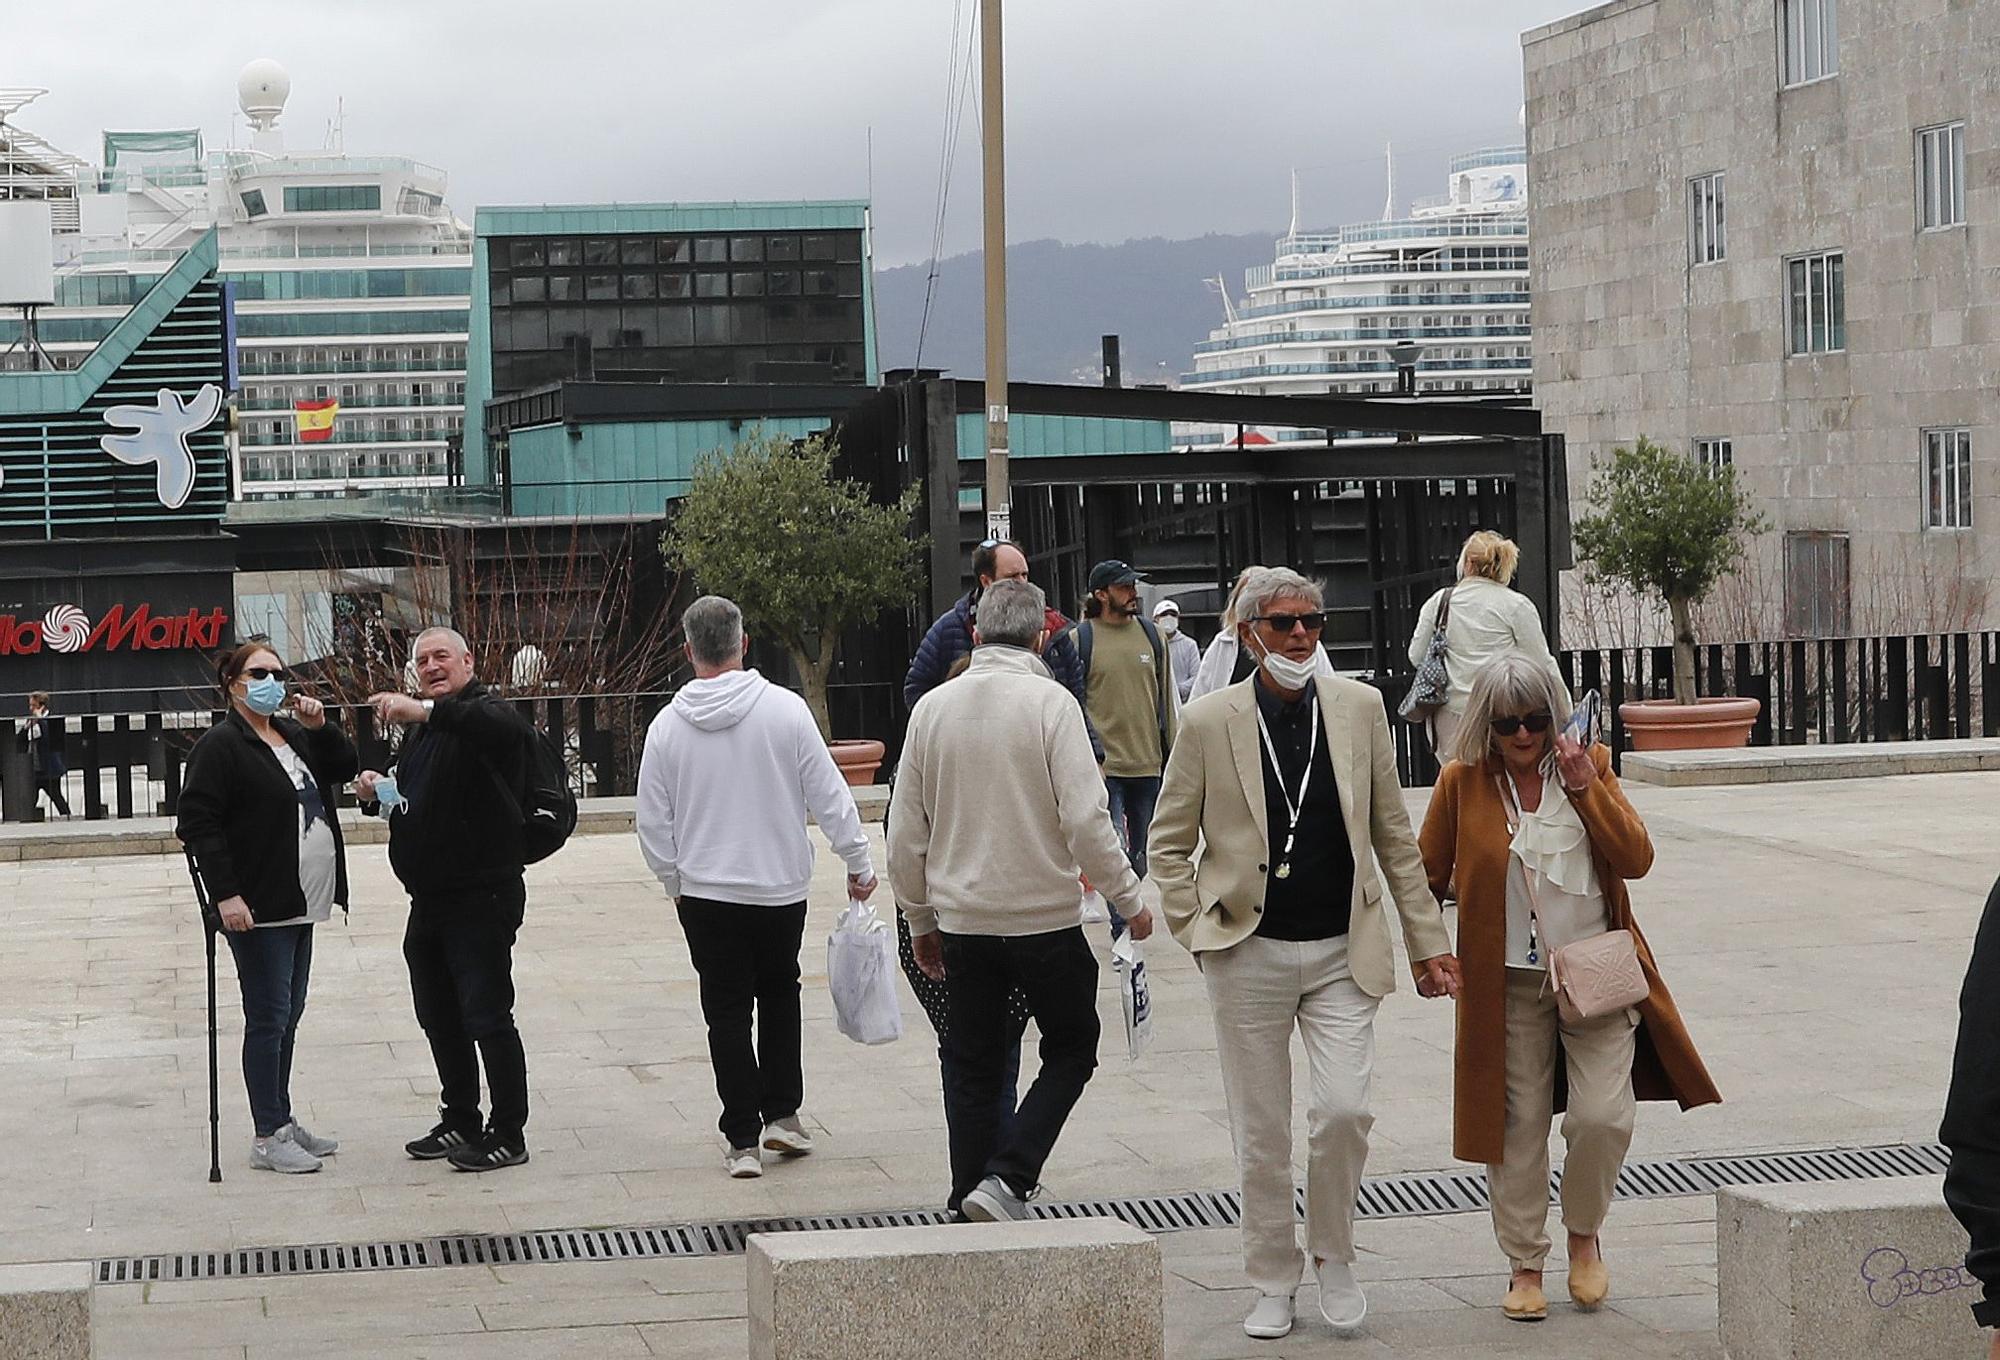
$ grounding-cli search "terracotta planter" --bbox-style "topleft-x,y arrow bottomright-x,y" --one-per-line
1617,697 -> 1762,752
829,738 -> 886,787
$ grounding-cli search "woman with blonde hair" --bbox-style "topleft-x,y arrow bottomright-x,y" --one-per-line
1407,531 -> 1566,754
1418,651 -> 1718,1321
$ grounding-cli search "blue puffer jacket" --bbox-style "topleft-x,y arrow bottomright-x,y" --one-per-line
904,591 -> 1102,760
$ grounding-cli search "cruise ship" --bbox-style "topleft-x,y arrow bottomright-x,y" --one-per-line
0,63 -> 470,499
1181,147 -> 1531,437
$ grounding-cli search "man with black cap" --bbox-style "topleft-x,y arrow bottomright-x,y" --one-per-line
1062,560 -> 1178,901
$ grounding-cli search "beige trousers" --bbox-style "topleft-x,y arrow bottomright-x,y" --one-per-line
1487,968 -> 1638,1270
1430,707 -> 1464,763
1203,934 -> 1380,1298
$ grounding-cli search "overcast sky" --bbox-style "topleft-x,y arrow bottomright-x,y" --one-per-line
13,1 -> 1588,267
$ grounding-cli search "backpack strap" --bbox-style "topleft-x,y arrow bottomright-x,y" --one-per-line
1137,617 -> 1172,758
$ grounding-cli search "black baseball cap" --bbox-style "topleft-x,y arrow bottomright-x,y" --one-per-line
1088,559 -> 1144,592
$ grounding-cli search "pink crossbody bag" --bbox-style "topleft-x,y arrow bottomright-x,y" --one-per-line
1498,775 -> 1649,1024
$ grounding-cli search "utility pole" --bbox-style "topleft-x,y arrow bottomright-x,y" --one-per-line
980,0 -> 1010,544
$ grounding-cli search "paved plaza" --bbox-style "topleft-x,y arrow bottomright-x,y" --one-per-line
1,770 -> 1991,1357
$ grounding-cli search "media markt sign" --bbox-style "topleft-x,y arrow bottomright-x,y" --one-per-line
0,602 -> 230,657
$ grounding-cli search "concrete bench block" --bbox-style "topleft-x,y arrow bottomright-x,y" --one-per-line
748,1219 -> 1162,1360
1718,1175 -> 1984,1360
0,1261 -> 92,1360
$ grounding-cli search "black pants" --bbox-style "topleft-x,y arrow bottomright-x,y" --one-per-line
1944,873 -> 2000,1326
36,775 -> 69,818
942,925 -> 1101,1203
224,923 -> 313,1137
678,896 -> 808,1150
404,880 -> 529,1141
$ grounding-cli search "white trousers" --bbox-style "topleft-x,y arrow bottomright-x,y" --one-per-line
1203,934 -> 1380,1298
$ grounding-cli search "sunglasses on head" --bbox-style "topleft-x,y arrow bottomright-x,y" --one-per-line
1251,611 -> 1327,634
242,666 -> 290,682
1489,712 -> 1553,736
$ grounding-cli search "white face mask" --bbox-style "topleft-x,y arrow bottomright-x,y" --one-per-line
1156,614 -> 1179,636
1249,633 -> 1319,690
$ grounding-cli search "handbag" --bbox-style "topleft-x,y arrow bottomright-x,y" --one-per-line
1397,587 -> 1453,724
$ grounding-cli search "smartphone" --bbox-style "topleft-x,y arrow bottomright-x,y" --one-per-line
1563,690 -> 1604,748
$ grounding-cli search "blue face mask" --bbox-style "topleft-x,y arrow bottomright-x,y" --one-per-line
242,675 -> 285,716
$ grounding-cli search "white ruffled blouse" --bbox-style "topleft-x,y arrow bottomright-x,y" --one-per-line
1500,769 -> 1610,971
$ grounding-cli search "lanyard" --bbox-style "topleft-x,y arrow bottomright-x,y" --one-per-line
1496,772 -> 1545,964
1254,699 -> 1318,879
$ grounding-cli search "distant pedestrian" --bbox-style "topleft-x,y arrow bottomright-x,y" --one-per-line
1406,531 -> 1566,756
890,578 -> 1154,1222
1943,875 -> 2000,1360
636,595 -> 877,1180
1152,599 -> 1201,704
22,691 -> 70,820
177,643 -> 355,1174
1419,650 -> 1718,1322
1151,566 -> 1458,1339
357,627 -> 540,1173
1190,567 -> 1334,703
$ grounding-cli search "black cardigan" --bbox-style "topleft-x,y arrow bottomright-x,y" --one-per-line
177,710 -> 358,924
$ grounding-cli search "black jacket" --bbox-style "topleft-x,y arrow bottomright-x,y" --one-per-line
1944,873 -> 2000,1325
176,710 -> 358,924
379,680 -> 535,898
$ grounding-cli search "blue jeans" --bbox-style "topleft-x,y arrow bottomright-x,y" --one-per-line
224,924 -> 314,1137
1103,774 -> 1161,933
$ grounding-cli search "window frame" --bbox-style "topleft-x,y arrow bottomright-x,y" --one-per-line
1916,121 -> 1967,232
1779,0 -> 1839,87
1688,173 -> 1726,265
1785,250 -> 1846,356
1923,426 -> 1973,531
1694,437 -> 1734,475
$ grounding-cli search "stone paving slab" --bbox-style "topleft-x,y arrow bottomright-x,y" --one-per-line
1622,738 -> 2000,787
5,771 -> 1994,1355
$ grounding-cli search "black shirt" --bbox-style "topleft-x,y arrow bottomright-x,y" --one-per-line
1253,679 -> 1356,941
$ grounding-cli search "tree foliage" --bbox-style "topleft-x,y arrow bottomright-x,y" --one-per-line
661,429 -> 925,739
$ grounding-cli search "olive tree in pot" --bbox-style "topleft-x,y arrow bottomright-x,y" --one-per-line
1571,436 -> 1770,751
662,429 -> 925,784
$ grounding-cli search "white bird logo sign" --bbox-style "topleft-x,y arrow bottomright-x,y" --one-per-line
98,384 -> 223,510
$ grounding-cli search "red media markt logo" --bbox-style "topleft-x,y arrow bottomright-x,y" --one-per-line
0,603 -> 230,657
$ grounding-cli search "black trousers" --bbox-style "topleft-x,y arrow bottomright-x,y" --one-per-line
1944,873 -> 2000,1326
404,880 -> 529,1141
35,775 -> 69,818
941,925 -> 1101,1203
677,896 -> 808,1150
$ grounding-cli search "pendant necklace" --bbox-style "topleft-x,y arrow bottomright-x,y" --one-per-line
1254,700 -> 1317,882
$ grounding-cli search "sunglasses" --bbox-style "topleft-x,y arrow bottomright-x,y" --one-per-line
242,666 -> 291,682
1489,712 -> 1553,736
1250,611 -> 1327,634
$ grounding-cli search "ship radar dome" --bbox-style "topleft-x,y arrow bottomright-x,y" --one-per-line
238,59 -> 291,129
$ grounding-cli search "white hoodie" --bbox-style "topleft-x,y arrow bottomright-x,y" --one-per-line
635,668 -> 874,906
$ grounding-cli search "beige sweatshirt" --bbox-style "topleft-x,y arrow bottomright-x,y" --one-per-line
890,645 -> 1145,937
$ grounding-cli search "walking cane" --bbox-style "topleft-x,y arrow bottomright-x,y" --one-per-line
182,849 -> 223,1183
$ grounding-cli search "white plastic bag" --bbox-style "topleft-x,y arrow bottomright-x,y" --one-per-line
827,900 -> 903,1046
1079,873 -> 1108,924
1111,929 -> 1154,1060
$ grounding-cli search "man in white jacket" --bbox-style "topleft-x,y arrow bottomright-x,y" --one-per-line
889,579 -> 1155,1223
636,595 -> 877,1180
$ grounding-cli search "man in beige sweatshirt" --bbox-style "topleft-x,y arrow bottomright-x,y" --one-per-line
890,578 -> 1154,1223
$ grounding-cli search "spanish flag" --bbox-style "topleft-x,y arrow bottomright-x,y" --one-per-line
294,398 -> 339,443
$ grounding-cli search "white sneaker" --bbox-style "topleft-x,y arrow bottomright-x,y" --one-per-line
250,1128 -> 322,1175
283,1120 -> 338,1157
1243,1292 -> 1295,1339
725,1145 -> 762,1179
761,1116 -> 813,1157
1314,1257 -> 1368,1330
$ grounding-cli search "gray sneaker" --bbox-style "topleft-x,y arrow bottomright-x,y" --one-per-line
284,1120 -> 338,1157
761,1116 -> 814,1157
961,1175 -> 1034,1222
250,1128 -> 322,1174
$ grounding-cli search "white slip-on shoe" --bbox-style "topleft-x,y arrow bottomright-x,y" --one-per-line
1314,1257 -> 1368,1330
761,1116 -> 814,1157
1243,1292 -> 1295,1339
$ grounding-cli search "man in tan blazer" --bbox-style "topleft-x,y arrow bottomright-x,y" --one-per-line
1150,566 -> 1460,1342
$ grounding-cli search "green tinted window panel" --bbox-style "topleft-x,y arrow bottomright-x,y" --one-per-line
283,184 -> 383,213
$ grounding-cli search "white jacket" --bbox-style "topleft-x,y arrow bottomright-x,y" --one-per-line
1188,632 -> 1335,703
889,645 -> 1144,938
635,669 -> 873,906
1407,576 -> 1567,714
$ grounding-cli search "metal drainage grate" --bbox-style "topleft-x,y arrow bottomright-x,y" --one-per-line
95,1140 -> 1951,1286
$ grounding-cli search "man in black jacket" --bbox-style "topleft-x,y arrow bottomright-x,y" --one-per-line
1944,875 -> 2000,1360
360,626 -> 537,1173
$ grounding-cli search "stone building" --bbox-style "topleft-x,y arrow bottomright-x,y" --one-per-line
1525,0 -> 1999,640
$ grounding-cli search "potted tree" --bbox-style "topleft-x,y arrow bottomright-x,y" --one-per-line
662,429 -> 925,784
1571,436 -> 1770,751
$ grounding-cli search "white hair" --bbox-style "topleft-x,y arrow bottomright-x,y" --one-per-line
1235,567 -> 1324,627
1450,650 -> 1574,769
975,578 -> 1048,647
414,626 -> 470,657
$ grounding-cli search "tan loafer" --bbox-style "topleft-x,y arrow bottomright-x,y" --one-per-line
1568,1257 -> 1609,1310
1502,1281 -> 1548,1321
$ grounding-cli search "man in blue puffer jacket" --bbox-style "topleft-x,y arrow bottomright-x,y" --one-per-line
903,539 -> 1102,761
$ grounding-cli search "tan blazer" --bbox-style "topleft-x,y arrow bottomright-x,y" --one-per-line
1149,674 -> 1453,998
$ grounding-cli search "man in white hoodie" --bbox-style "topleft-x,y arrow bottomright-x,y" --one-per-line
636,595 -> 877,1180
890,579 -> 1155,1222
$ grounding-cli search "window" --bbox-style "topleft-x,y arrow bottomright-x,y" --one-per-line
240,190 -> 267,218
1689,173 -> 1726,264
1925,427 -> 1973,529
1918,122 -> 1966,230
1784,531 -> 1851,637
1786,251 -> 1845,354
1694,438 -> 1734,474
282,184 -> 382,213
1780,0 -> 1838,85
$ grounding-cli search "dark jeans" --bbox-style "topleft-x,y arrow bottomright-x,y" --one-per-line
224,923 -> 314,1137
1104,774 -> 1161,933
404,880 -> 529,1141
942,926 -> 1102,1202
1945,874 -> 2000,1326
35,775 -> 69,818
678,896 -> 808,1151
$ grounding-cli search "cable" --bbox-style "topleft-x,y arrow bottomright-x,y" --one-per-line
915,0 -> 980,370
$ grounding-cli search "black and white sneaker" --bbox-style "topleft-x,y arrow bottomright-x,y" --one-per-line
448,1134 -> 529,1173
404,1121 -> 478,1161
